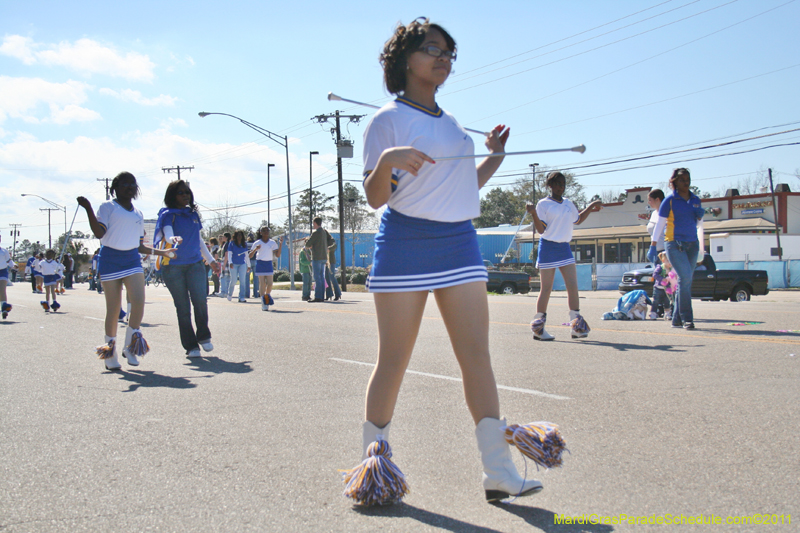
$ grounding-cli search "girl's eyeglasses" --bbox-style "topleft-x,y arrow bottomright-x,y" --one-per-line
418,45 -> 456,62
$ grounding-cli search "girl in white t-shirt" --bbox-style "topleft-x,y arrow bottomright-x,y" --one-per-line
78,172 -> 174,371
526,171 -> 602,340
39,249 -> 62,312
33,253 -> 44,293
342,18 -> 553,507
247,226 -> 283,311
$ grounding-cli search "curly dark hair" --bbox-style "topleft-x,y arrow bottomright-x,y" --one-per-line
110,171 -> 140,199
545,171 -> 567,189
380,17 -> 456,95
668,168 -> 691,190
163,180 -> 198,211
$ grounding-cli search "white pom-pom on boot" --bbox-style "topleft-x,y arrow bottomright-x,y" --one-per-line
476,417 -> 543,502
121,326 -> 140,366
362,420 -> 391,460
531,312 -> 555,341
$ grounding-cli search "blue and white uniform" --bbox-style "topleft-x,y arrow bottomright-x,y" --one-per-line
362,97 -> 487,292
0,247 -> 14,281
535,197 -> 580,269
96,200 -> 145,281
251,239 -> 278,275
40,259 -> 61,286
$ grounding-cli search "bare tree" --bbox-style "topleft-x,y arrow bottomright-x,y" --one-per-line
329,183 -> 376,268
203,200 -> 242,240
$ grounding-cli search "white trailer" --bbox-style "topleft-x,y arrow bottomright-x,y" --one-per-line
709,233 -> 800,262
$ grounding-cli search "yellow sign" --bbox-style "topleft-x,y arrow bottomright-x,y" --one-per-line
733,200 -> 772,209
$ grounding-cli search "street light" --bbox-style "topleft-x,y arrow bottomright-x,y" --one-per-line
21,194 -> 66,250
267,163 -> 275,228
198,111 -> 295,289
309,151 -> 319,230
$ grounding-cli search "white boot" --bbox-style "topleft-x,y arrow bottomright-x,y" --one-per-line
362,420 -> 391,460
99,335 -> 121,371
531,312 -> 555,341
476,417 -> 543,502
121,326 -> 140,366
569,310 -> 590,339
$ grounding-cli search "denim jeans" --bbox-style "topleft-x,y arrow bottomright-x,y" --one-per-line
162,261 -> 211,353
228,263 -> 248,301
302,272 -> 312,299
219,270 -> 230,296
242,269 -> 250,299
325,265 -> 341,299
312,260 -> 327,300
253,273 -> 260,297
665,240 -> 699,325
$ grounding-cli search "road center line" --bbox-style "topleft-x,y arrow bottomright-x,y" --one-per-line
83,316 -> 104,321
330,357 -> 571,401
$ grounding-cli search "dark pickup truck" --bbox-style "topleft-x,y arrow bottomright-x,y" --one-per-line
484,260 -> 531,295
619,265 -> 769,302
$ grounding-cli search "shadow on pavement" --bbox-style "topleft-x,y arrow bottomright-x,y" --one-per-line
184,356 -> 253,374
114,369 -> 197,392
353,502 -> 504,532
494,504 -> 615,532
579,340 -> 690,353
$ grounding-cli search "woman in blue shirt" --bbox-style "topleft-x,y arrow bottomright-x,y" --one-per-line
648,168 -> 705,330
155,181 -> 220,358
225,230 -> 251,302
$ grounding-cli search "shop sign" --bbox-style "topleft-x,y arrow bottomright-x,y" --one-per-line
733,200 -> 772,209
741,208 -> 764,215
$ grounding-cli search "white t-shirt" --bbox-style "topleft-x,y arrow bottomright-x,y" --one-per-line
250,239 -> 278,261
536,197 -> 580,243
362,97 -> 479,222
39,259 -> 60,276
96,200 -> 144,251
0,247 -> 13,269
647,209 -> 665,251
33,259 -> 42,273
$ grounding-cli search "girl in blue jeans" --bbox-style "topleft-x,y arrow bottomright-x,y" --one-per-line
648,168 -> 705,330
225,230 -> 251,302
155,180 -> 220,358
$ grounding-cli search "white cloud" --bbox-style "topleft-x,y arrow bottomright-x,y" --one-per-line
160,118 -> 188,129
0,76 -> 99,125
99,88 -> 178,106
0,35 -> 156,82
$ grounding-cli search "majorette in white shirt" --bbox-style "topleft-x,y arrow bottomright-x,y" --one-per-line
95,200 -> 144,250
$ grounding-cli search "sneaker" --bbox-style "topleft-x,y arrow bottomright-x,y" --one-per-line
227,293 -> 232,301
648,311 -> 658,320
683,322 -> 696,330
671,323 -> 684,328
199,340 -> 214,352
187,348 -> 202,358
262,303 -> 269,311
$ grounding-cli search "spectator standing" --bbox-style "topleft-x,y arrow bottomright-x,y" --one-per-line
298,240 -> 312,301
305,217 -> 333,303
646,189 -> 669,319
225,230 -> 251,302
325,235 -> 342,301
218,233 -> 231,297
63,253 -> 74,289
209,237 -> 220,296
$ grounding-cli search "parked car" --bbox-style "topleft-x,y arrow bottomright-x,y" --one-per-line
484,260 -> 531,295
619,265 -> 768,302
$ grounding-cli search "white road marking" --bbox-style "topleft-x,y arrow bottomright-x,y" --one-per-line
330,357 -> 571,400
84,316 -> 104,321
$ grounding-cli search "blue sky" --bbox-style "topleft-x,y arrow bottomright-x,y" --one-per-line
2,0 -> 799,248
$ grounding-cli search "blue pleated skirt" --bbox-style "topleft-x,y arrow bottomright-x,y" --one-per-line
0,268 -> 8,281
98,247 -> 143,281
536,238 -> 575,269
254,260 -> 273,276
367,208 -> 487,293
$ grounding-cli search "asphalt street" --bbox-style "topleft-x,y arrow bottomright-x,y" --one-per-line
1,281 -> 798,532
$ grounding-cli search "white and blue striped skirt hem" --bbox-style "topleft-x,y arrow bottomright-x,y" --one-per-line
536,238 -> 575,269
43,274 -> 60,286
367,208 -> 487,293
98,246 -> 143,281
254,260 -> 273,276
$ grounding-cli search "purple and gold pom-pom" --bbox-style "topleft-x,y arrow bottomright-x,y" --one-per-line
95,340 -> 116,360
341,439 -> 409,506
504,422 -> 567,469
129,331 -> 150,357
570,315 -> 590,335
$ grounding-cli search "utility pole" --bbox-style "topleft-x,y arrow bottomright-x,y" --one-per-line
312,111 -> 365,291
96,178 -> 111,200
40,208 -> 59,249
267,163 -> 275,228
10,224 -> 21,261
768,168 -> 783,261
162,165 -> 194,181
309,152 -> 319,230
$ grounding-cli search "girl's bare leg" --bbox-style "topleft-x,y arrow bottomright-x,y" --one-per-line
0,280 -> 7,302
122,274 -> 146,329
365,291 -> 428,428
263,275 -> 273,298
559,263 -> 580,310
536,268 -> 556,314
434,282 -> 500,424
101,279 -> 123,338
